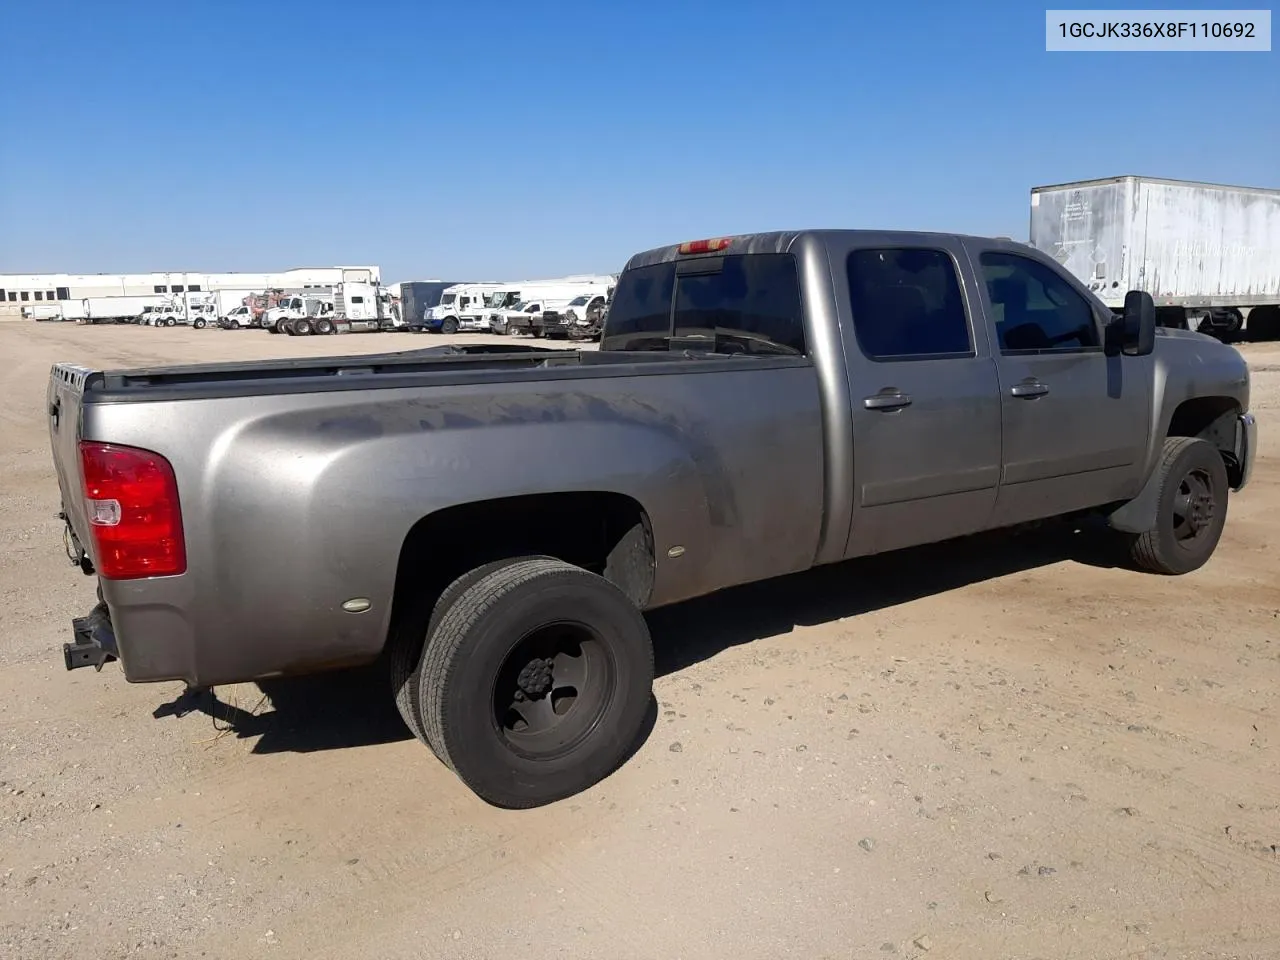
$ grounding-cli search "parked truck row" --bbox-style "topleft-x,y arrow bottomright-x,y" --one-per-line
417,275 -> 617,340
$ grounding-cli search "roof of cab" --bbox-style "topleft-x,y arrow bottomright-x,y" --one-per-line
622,229 -> 1028,271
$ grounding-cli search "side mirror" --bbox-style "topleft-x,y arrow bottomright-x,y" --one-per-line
1120,289 -> 1155,356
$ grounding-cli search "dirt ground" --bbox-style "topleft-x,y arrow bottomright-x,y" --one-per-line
1,320 -> 1278,960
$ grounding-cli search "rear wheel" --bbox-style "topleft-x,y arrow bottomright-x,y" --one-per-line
415,557 -> 654,808
390,559 -> 513,749
1129,436 -> 1229,575
314,317 -> 335,335
1248,305 -> 1280,341
294,317 -> 314,336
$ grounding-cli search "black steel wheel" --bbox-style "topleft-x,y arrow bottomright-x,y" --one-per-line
1130,436 -> 1229,575
441,317 -> 459,335
415,557 -> 653,808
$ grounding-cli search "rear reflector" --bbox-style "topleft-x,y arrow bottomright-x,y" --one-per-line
677,238 -> 732,255
78,441 -> 186,579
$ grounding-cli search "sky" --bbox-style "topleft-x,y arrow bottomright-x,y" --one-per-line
1,0 -> 1276,282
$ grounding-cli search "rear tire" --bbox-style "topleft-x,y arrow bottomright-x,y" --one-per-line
294,318 -> 314,336
390,559 -> 513,749
1248,305 -> 1280,341
1129,436 -> 1229,575
416,557 -> 654,808
314,317 -> 335,335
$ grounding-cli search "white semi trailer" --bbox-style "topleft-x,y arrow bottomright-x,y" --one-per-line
1029,175 -> 1280,340
76,296 -> 169,324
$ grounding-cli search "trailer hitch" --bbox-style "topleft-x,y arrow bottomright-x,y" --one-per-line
64,602 -> 118,671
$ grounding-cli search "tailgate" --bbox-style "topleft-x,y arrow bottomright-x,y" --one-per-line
47,363 -> 95,556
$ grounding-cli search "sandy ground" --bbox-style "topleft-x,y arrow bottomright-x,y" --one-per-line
1,320 -> 1278,960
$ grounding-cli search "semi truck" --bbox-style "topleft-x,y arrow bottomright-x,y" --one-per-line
329,282 -> 401,334
1029,176 -> 1280,340
263,291 -> 335,334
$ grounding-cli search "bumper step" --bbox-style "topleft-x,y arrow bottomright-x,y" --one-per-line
64,602 -> 118,671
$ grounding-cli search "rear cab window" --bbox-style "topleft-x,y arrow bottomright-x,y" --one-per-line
601,252 -> 806,356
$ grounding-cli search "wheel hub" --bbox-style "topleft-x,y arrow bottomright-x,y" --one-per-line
514,657 -> 555,699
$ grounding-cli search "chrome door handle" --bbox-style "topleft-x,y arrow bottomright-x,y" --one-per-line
1010,380 -> 1049,398
863,392 -> 912,411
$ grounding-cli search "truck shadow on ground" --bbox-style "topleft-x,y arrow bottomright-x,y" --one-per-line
152,518 -> 1126,754
649,518 -> 1126,677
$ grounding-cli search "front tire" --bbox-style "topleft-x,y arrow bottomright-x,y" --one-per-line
1130,436 -> 1229,575
441,317 -> 459,335
416,557 -> 654,808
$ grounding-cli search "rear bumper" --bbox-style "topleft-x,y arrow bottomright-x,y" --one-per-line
1235,411 -> 1257,491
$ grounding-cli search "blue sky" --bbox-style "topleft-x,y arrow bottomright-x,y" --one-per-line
1,0 -> 1275,281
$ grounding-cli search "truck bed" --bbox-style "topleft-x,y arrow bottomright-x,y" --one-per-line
47,340 -> 825,685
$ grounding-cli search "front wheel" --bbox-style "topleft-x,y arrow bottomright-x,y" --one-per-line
193,318 -> 207,329
441,317 -> 459,335
165,317 -> 177,327
1129,436 -> 1229,575
414,557 -> 654,809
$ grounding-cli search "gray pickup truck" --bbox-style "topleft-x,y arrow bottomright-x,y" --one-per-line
47,230 -> 1256,808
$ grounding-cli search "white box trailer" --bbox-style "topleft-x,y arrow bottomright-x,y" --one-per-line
1029,175 -> 1280,339
80,295 -> 168,324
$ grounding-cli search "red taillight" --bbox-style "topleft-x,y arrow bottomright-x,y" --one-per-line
677,238 -> 732,255
78,441 -> 186,579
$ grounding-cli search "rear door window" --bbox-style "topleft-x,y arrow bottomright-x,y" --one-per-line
602,253 -> 805,355
845,248 -> 972,360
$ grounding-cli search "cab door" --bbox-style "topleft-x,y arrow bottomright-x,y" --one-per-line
831,236 -> 1003,558
961,241 -> 1151,525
